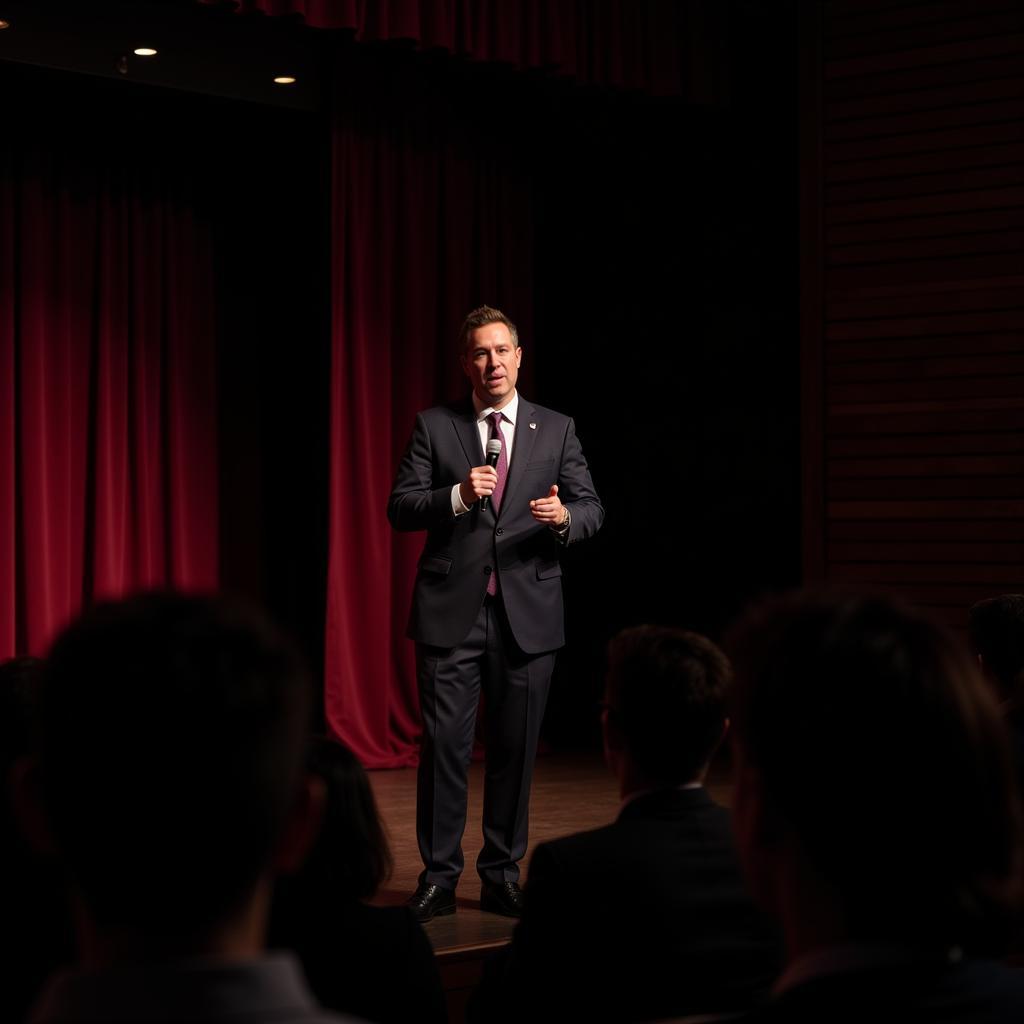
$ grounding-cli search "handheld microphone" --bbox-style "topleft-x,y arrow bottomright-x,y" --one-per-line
480,438 -> 502,511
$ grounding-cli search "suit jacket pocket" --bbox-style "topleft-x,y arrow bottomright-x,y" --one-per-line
526,456 -> 555,471
536,561 -> 562,580
419,554 -> 453,576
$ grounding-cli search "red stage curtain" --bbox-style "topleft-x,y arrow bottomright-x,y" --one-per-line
324,55 -> 534,767
212,0 -> 687,95
0,102 -> 219,658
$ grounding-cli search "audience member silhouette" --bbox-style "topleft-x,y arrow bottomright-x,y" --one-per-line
0,657 -> 73,1021
471,624 -> 781,1023
270,736 -> 446,1024
729,589 -> 1024,1023
970,594 -> 1024,781
14,592 -> 360,1023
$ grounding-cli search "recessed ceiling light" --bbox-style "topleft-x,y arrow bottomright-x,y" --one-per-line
134,47 -> 158,57
273,76 -> 297,85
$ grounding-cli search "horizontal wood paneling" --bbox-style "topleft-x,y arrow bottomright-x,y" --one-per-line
804,2 -> 1024,615
827,144 -> 1024,184
827,454 -> 1024,476
829,561 -> 1024,584
827,500 -> 1024,518
827,354 -> 1024,382
826,162 -> 1024,204
827,332 -> 1024,362
829,477 -> 1024,499
829,432 -> 1024,456
828,518 -> 1024,540
825,33 -> 1024,80
826,1 -> 1020,33
824,53 -> 1024,103
828,540 -> 1023,561
826,69 -> 1024,122
827,401 -> 1024,434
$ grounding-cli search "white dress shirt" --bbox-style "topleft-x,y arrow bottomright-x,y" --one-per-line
450,391 -> 519,515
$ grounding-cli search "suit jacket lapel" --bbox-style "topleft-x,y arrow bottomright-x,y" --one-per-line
451,400 -> 483,468
498,398 -> 538,520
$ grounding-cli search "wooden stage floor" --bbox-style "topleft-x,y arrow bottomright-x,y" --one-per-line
367,751 -> 735,958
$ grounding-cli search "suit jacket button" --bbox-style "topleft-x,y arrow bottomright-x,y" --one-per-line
496,527 -> 504,536
484,565 -> 493,575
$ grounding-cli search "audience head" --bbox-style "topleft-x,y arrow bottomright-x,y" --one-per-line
603,625 -> 731,788
728,588 -> 1024,952
1,656 -> 44,779
301,736 -> 392,902
26,591 -> 315,941
1,656 -> 45,853
969,594 -> 1024,705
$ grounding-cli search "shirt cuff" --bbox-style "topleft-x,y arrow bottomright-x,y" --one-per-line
451,484 -> 471,516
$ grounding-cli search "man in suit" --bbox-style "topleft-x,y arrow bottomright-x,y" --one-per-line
470,625 -> 782,1022
729,590 -> 1024,1023
388,305 -> 603,921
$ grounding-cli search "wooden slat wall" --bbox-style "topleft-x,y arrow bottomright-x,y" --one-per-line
803,0 -> 1024,629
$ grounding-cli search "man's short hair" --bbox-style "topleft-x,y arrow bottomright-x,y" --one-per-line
969,594 -> 1024,699
729,589 -> 1024,948
605,625 -> 730,785
458,305 -> 519,353
36,592 -> 312,934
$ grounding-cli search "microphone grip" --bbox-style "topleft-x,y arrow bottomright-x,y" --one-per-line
480,449 -> 500,512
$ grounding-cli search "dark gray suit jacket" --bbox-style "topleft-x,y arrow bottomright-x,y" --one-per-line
471,787 -> 782,1023
387,396 -> 603,653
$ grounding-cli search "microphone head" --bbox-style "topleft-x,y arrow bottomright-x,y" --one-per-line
486,439 -> 503,456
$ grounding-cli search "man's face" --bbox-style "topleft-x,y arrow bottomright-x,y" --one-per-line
462,322 -> 522,409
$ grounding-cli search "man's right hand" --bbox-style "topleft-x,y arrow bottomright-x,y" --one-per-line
460,465 -> 499,506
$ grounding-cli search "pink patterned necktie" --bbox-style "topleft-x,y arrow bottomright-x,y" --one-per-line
486,411 -> 508,596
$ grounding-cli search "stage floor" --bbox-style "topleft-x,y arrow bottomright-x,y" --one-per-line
368,751 -> 735,957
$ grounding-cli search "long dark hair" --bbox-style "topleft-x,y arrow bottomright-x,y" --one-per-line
302,736 -> 393,901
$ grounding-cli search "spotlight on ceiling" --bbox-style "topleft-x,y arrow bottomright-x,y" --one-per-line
273,76 -> 297,85
134,47 -> 158,57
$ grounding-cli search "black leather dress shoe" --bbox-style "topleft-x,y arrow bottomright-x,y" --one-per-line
407,883 -> 456,923
479,880 -> 524,917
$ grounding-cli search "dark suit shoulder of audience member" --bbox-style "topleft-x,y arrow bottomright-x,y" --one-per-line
0,656 -> 74,1022
270,737 -> 446,1024
471,625 -> 781,1024
730,589 -> 1024,1024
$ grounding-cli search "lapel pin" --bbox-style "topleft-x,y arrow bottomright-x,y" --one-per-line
529,422 -> 537,430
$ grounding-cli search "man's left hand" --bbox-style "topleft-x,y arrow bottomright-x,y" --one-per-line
530,485 -> 565,525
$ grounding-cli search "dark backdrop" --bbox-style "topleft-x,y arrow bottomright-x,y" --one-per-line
216,8 -> 800,749
2,2 -> 798,752
529,5 -> 800,744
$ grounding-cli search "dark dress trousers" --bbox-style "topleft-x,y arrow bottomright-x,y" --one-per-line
471,787 -> 783,1023
388,396 -> 603,887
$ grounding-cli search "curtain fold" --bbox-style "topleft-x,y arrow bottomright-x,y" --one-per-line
324,54 -> 534,766
0,94 -> 219,658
